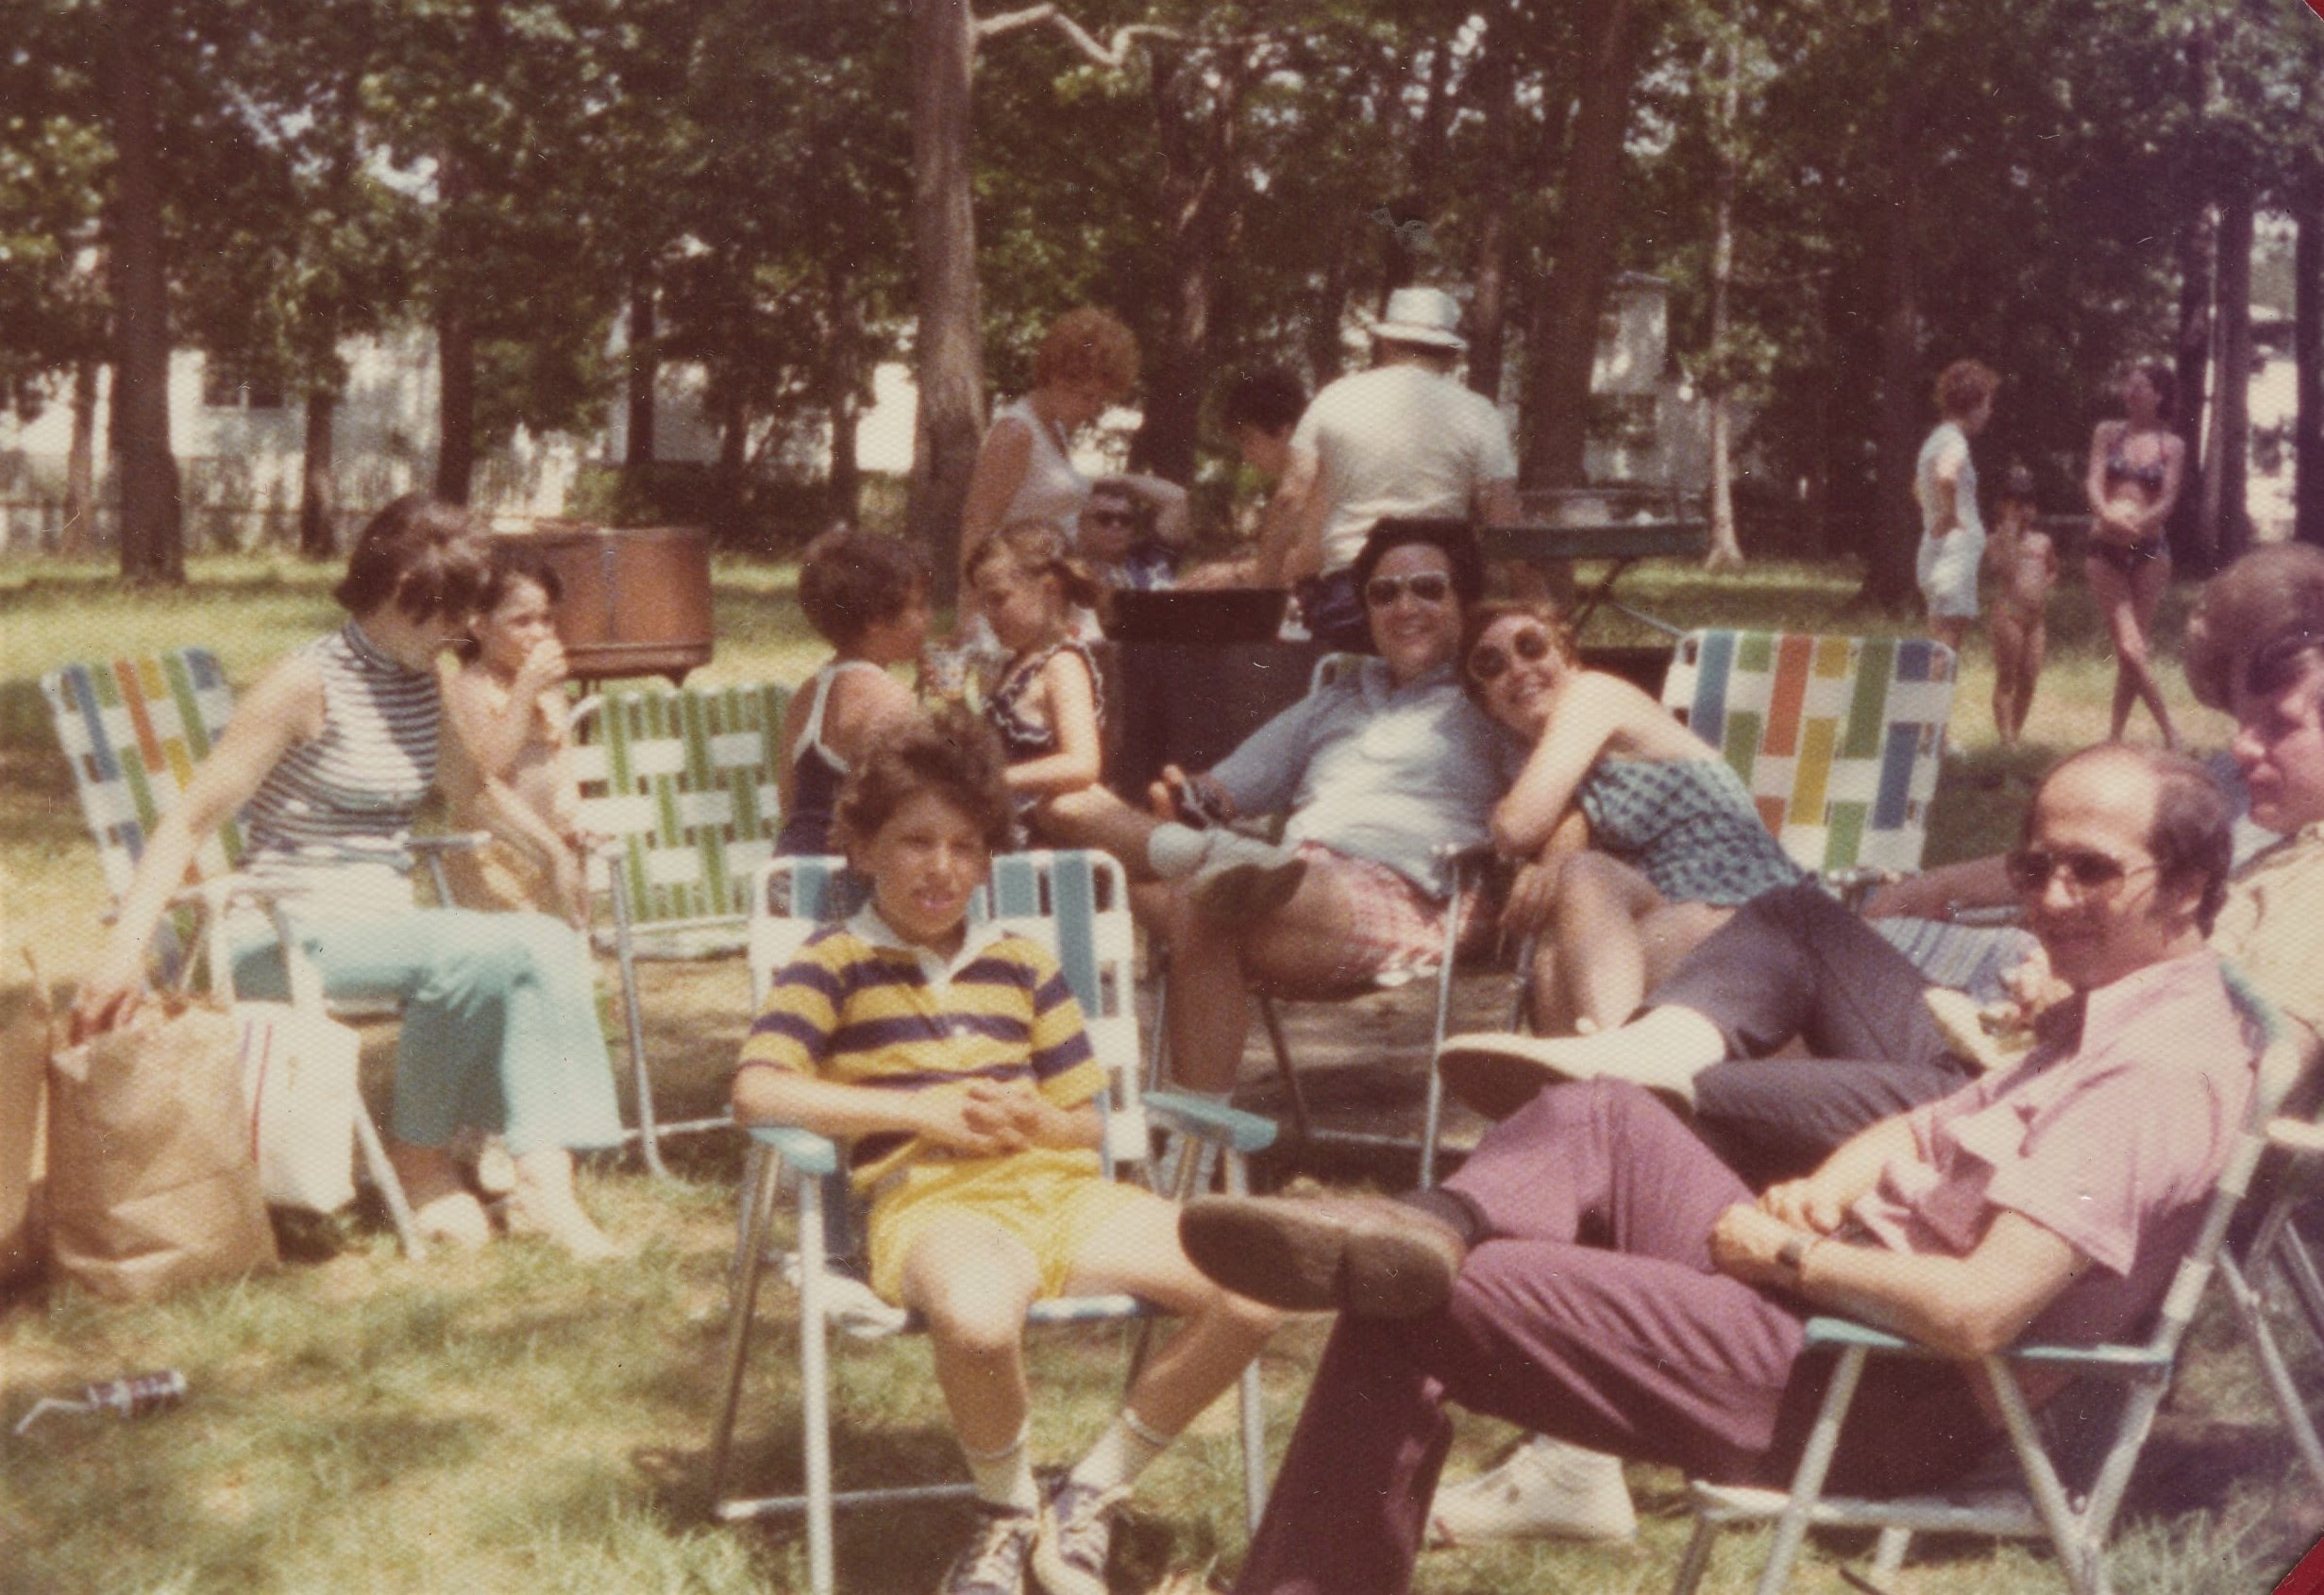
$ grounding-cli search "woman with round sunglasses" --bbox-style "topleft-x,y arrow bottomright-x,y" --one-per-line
1460,600 -> 1807,1034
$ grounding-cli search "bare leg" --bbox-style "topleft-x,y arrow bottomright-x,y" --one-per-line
899,1212 -> 1042,1455
1990,608 -> 2027,747
1554,853 -> 1666,1033
1928,613 -> 1971,656
1036,784 -> 1165,875
2087,554 -> 2178,747
1161,857 -> 1423,1093
2013,615 -> 2046,743
1064,1196 -> 1278,1433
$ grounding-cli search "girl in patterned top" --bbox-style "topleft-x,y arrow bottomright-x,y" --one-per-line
967,521 -> 1109,842
75,496 -> 625,1258
1460,600 -> 1807,1036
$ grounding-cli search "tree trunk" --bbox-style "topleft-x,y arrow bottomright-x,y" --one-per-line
2294,182 -> 2322,549
107,0 -> 182,583
1855,0 -> 1926,613
826,274 -> 865,525
1521,0 -> 1642,488
1378,42 -> 1455,312
433,300 -> 476,506
909,0 -> 985,601
1133,45 -> 1247,484
2168,206 -> 2217,565
60,358 -> 99,557
1703,38 -> 1744,572
626,285 -> 657,471
1466,1 -> 1519,402
2201,183 -> 2254,569
299,386 -> 339,559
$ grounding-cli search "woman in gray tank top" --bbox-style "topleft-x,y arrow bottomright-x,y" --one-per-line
75,495 -> 625,1259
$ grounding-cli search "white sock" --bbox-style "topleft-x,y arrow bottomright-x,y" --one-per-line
963,1422 -> 1039,1512
1145,822 -> 1213,879
1068,1407 -> 1174,1493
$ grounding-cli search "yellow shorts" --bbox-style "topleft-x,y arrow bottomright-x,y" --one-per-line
866,1147 -> 1149,1308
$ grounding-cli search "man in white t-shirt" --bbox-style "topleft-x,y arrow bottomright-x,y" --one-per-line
1273,287 -> 1519,650
1913,358 -> 2000,655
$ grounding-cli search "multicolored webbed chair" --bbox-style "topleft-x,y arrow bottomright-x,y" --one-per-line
1660,630 -> 1959,885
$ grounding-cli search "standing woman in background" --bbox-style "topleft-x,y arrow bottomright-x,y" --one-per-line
955,307 -> 1187,598
73,496 -> 626,1259
2083,361 -> 2186,747
1912,359 -> 1999,658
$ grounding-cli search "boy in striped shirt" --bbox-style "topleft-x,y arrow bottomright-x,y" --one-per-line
733,712 -> 1276,1595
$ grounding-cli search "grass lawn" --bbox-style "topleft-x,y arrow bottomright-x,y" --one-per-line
2,551 -> 2316,1593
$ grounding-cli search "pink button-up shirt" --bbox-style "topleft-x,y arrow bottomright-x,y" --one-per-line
1852,950 -> 2257,1349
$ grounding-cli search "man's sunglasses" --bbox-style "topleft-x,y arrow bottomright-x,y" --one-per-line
1363,572 -> 1455,609
2003,847 -> 2158,895
1468,627 -> 1556,684
1085,508 -> 1137,528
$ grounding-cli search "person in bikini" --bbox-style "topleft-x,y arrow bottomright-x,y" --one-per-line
2083,361 -> 2187,746
1984,464 -> 2059,748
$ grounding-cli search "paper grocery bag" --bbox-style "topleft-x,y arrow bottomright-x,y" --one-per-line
0,1011 -> 46,1285
47,995 -> 278,1303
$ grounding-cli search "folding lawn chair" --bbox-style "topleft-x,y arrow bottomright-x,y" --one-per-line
707,849 -> 1276,1595
40,646 -> 468,1257
1672,970 -> 2311,1595
2215,1100 -> 2324,1489
1660,630 -> 1958,892
568,678 -> 790,1175
1157,653 -> 1496,1188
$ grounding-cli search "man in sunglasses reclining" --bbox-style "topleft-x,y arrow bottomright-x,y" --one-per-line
1180,741 -> 2262,1593
1038,517 -> 1520,1099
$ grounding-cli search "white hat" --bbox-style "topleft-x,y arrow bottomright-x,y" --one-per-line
1370,286 -> 1468,352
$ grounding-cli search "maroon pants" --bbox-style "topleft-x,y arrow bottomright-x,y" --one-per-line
1231,1081 -> 1992,1595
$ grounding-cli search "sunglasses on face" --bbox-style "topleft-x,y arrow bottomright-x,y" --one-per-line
1364,572 -> 1455,609
2003,847 -> 2159,896
1085,509 -> 1137,528
1469,626 -> 1556,683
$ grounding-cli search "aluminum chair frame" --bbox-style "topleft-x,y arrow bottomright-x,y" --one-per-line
568,680 -> 790,1175
41,647 -> 468,1257
708,850 -> 1276,1595
1671,973 -> 2309,1595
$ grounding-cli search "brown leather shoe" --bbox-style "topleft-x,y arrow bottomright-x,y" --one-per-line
1178,1194 -> 1465,1318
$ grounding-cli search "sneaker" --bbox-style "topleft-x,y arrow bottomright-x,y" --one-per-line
939,1503 -> 1038,1595
1187,840 -> 1307,926
1032,1476 -> 1130,1595
1425,1435 -> 1637,1547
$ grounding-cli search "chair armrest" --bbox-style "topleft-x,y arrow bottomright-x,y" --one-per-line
1145,1090 -> 1278,1155
409,831 -> 490,856
1803,1316 -> 2171,1375
2268,1116 -> 2324,1157
743,1122 -> 842,1177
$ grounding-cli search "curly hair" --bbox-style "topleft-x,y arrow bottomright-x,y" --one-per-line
2183,543 -> 2324,711
965,520 -> 1105,614
332,495 -> 489,623
1032,307 -> 1139,396
1933,359 -> 2001,419
833,709 -> 1016,858
1222,367 -> 1307,438
797,526 -> 931,649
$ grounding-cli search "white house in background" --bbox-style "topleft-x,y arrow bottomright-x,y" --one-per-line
0,327 -> 580,551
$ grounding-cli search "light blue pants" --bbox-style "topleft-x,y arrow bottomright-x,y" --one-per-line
230,908 -> 624,1157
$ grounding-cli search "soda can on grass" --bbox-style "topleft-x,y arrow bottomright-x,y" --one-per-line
13,1368 -> 188,1435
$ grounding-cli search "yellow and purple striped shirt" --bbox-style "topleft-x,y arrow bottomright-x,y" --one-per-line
737,909 -> 1104,1188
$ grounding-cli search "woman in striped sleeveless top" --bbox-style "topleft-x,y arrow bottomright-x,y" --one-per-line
75,496 -> 625,1259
